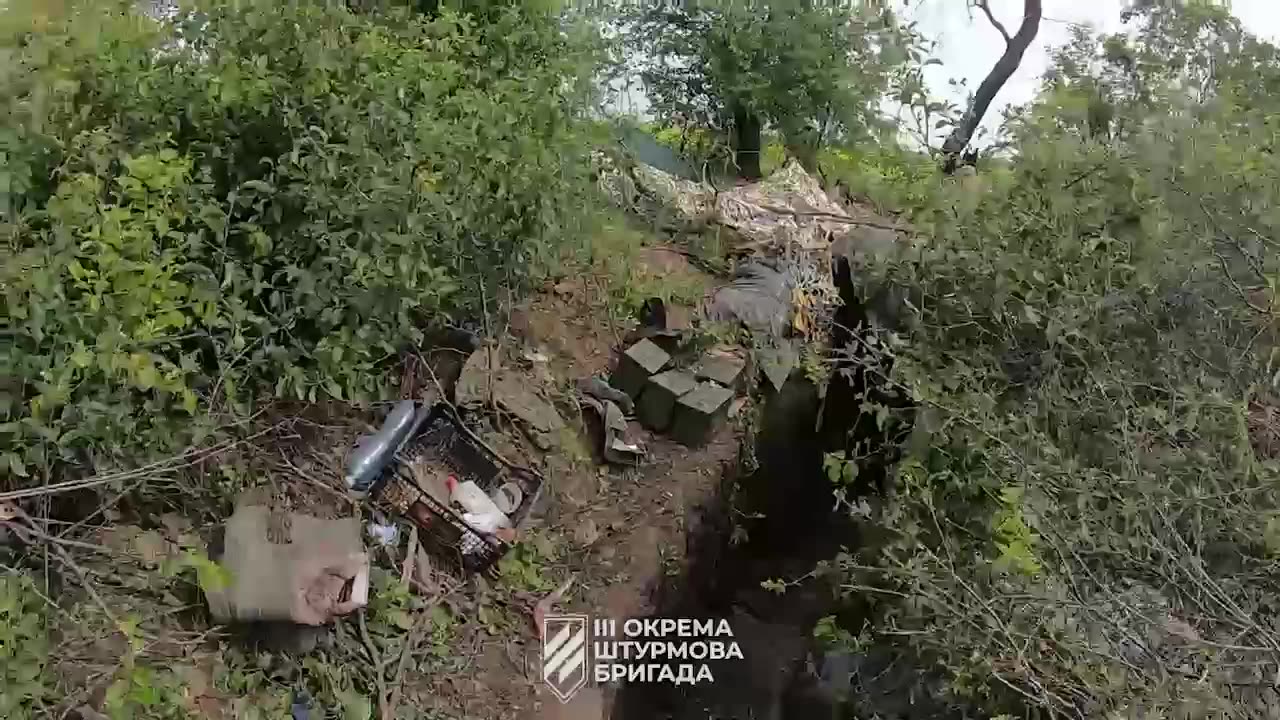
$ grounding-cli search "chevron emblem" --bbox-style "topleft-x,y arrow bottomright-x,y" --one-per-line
541,614 -> 589,702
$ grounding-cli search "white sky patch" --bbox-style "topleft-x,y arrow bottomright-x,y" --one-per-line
898,0 -> 1280,148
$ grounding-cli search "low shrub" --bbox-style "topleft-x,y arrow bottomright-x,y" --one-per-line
0,0 -> 601,484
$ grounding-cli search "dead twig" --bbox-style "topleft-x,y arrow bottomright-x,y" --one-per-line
0,421 -> 288,502
357,610 -> 392,720
533,574 -> 576,638
414,351 -> 531,474
56,478 -> 145,541
277,454 -> 357,508
975,0 -> 1012,44
386,581 -> 460,720
4,512 -> 122,633
400,525 -> 419,590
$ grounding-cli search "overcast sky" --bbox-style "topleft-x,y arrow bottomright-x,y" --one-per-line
901,0 -> 1280,147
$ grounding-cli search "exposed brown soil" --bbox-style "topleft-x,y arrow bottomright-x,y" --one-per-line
404,252 -> 743,720
32,239 -> 740,720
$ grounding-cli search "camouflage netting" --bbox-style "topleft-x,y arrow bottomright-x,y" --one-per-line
596,149 -> 917,389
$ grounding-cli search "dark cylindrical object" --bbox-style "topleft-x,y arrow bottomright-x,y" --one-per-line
345,400 -> 418,495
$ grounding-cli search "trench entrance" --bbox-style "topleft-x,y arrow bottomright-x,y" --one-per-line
609,371 -> 860,720
606,249 -> 974,719
610,275 -> 883,719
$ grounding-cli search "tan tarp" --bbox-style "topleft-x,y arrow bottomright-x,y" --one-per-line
602,152 -> 915,380
206,505 -> 367,625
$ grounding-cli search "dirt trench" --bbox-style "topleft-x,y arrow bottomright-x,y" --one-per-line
604,249 -> 948,720
483,244 -> 870,720
604,373 -> 856,720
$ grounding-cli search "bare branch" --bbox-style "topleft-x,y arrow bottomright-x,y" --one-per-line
975,0 -> 1012,45
943,0 -> 1042,157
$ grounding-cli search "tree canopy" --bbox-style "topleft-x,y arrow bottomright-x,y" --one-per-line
625,1 -> 911,178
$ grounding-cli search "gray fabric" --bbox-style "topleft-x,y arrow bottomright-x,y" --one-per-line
706,262 -> 794,340
618,127 -> 698,181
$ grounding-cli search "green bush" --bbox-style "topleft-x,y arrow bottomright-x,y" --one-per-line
0,575 -> 49,720
0,0 -> 600,483
831,7 -> 1280,715
819,144 -> 941,216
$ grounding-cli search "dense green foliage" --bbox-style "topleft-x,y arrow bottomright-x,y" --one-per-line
0,0 -> 599,483
830,2 -> 1280,716
8,0 -> 1280,716
0,576 -> 48,720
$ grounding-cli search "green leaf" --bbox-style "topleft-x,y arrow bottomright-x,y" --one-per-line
336,690 -> 372,720
5,453 -> 28,478
760,578 -> 786,594
386,609 -> 413,630
70,347 -> 93,369
135,364 -> 158,391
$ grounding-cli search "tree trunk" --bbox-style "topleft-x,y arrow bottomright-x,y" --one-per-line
785,126 -> 820,177
733,103 -> 762,181
941,0 -> 1043,158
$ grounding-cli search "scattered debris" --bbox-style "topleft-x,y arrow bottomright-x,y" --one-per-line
205,505 -> 369,627
533,574 -> 576,638
612,338 -> 672,400
406,454 -> 452,506
457,348 -> 566,449
446,475 -> 513,535
574,519 -> 600,547
365,404 -> 543,572
578,392 -> 646,465
367,520 -> 399,547
577,375 -> 634,415
491,482 -> 525,515
291,689 -> 313,720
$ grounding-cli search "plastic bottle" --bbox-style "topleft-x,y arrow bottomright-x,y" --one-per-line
345,400 -> 419,495
445,476 -> 512,532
